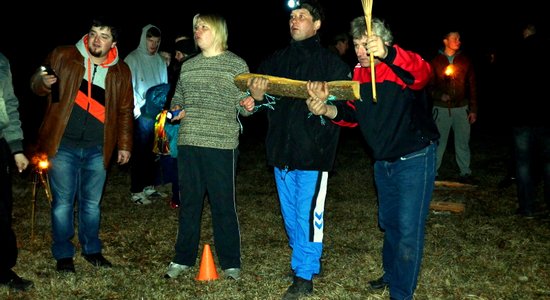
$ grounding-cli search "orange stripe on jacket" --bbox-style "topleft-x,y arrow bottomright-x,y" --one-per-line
74,90 -> 105,123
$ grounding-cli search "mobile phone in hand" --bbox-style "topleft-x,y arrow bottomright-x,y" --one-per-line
40,65 -> 59,102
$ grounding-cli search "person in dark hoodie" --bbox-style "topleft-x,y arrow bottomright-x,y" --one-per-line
30,16 -> 134,273
244,0 -> 351,298
305,16 -> 438,300
510,21 -> 550,218
0,52 -> 33,291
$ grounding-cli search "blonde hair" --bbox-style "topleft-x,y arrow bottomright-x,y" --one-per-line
192,13 -> 229,51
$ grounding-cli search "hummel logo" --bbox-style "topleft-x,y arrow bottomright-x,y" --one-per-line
315,212 -> 323,229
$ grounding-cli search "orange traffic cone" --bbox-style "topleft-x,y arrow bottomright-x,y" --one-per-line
195,244 -> 219,281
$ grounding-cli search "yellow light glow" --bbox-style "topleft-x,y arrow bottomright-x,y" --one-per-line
38,160 -> 49,170
32,154 -> 49,171
444,65 -> 454,77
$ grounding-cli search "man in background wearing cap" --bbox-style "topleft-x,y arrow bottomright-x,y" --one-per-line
167,36 -> 196,101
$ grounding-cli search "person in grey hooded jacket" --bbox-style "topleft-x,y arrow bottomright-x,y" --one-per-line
125,24 -> 169,205
0,52 -> 33,291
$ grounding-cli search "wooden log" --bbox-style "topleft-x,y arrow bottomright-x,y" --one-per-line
234,73 -> 360,100
430,201 -> 465,213
434,180 -> 477,190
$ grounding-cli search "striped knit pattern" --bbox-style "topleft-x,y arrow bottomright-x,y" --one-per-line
172,51 -> 250,150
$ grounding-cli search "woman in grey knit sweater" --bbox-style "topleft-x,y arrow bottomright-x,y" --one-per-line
163,13 -> 252,281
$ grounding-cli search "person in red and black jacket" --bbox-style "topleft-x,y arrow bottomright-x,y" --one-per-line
306,17 -> 438,300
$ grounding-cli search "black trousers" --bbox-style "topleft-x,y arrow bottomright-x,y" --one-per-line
0,138 -> 17,279
173,145 -> 241,270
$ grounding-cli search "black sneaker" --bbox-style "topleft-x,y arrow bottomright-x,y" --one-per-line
83,253 -> 112,268
497,176 -> 516,189
368,276 -> 389,290
285,268 -> 295,282
56,258 -> 76,273
282,276 -> 313,300
286,261 -> 323,282
0,270 -> 34,292
458,174 -> 478,185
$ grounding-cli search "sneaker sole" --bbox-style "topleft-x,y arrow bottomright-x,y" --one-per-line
133,199 -> 152,205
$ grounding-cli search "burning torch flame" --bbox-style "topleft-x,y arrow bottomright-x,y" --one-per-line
444,64 -> 454,77
38,159 -> 49,171
31,154 -> 52,202
31,154 -> 52,240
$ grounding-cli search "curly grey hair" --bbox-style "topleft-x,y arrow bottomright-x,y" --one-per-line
350,17 -> 393,45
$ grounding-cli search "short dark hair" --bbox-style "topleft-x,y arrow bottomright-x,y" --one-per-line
91,16 -> 119,42
146,26 -> 161,39
331,32 -> 349,45
295,0 -> 325,22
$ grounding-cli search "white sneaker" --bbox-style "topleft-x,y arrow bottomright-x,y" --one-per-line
164,262 -> 191,279
132,192 -> 152,205
224,268 -> 241,280
143,186 -> 166,199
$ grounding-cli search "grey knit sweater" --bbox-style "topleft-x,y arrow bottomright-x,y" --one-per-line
172,51 -> 251,150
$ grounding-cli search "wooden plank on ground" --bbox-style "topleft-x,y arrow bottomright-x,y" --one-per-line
430,201 -> 465,213
431,180 -> 472,213
434,180 -> 476,190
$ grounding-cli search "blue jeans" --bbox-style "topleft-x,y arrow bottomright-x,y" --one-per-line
130,116 -> 160,193
374,143 -> 436,300
160,155 -> 179,204
513,126 -> 550,215
49,144 -> 106,260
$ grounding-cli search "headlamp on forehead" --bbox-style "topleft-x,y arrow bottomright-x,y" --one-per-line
288,0 -> 324,22
287,0 -> 299,9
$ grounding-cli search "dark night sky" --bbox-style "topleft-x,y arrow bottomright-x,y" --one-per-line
1,0 -> 546,143
4,0 -> 546,72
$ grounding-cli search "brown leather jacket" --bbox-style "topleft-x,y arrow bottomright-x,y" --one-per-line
30,44 -> 134,168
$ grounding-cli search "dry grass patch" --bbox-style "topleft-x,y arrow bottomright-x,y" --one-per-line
3,128 -> 550,299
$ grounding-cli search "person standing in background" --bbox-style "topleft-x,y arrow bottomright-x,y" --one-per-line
159,35 -> 197,209
510,21 -> 550,218
30,16 -> 134,273
167,35 -> 196,101
163,12 -> 252,281
429,31 -> 478,184
328,32 -> 350,56
0,52 -> 33,291
328,31 -> 355,71
125,24 -> 168,205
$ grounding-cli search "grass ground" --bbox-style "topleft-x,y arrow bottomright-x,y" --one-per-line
3,122 -> 550,300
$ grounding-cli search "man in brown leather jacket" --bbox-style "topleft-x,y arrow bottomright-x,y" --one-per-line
30,16 -> 133,273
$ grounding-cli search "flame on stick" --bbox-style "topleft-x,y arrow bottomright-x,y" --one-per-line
30,154 -> 52,240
